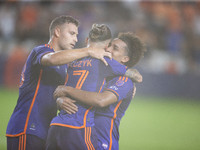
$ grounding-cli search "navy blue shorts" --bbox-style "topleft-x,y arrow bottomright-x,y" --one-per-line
7,134 -> 45,150
97,136 -> 119,150
46,125 -> 98,150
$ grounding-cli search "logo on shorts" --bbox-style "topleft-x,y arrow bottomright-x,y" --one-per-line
30,123 -> 35,130
102,143 -> 108,149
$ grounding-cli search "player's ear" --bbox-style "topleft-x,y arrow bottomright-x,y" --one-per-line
85,37 -> 89,45
54,28 -> 60,38
121,56 -> 130,64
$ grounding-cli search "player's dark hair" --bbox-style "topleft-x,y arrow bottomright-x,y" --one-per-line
118,32 -> 146,68
49,15 -> 80,37
89,24 -> 112,42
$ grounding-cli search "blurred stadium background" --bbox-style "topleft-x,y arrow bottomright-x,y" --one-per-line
0,1 -> 200,150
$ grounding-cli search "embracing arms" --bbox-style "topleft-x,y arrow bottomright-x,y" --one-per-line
54,86 -> 118,108
54,83 -> 137,114
41,47 -> 112,66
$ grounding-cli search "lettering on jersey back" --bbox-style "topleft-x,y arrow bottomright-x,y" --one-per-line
71,59 -> 92,68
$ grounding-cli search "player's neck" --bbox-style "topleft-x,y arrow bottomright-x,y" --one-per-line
48,39 -> 59,52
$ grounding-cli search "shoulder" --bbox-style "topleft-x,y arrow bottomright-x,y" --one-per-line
105,76 -> 133,100
30,44 -> 54,58
33,44 -> 53,52
109,76 -> 133,87
106,76 -> 133,94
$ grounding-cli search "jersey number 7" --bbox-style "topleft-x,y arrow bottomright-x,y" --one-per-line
73,70 -> 89,89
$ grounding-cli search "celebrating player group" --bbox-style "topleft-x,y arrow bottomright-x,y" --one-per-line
6,15 -> 146,150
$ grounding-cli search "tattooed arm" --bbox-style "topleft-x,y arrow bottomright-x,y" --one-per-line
125,68 -> 142,83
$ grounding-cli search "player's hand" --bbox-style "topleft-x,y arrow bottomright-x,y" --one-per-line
132,84 -> 136,99
54,85 -> 68,99
88,48 -> 112,66
56,97 -> 78,114
125,68 -> 142,83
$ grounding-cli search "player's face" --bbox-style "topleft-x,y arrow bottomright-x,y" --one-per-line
58,23 -> 78,50
105,38 -> 129,64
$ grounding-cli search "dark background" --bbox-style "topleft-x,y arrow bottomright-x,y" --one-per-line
0,1 -> 200,99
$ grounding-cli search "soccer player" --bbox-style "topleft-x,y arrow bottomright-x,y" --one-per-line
46,29 -> 145,149
53,32 -> 146,150
6,15 -> 113,150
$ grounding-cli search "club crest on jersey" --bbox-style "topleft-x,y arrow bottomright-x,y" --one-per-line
116,79 -> 124,86
102,143 -> 108,149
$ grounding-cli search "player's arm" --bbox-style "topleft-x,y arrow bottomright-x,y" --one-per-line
132,83 -> 136,99
54,85 -> 117,107
125,68 -> 142,83
103,58 -> 142,83
41,47 -> 112,66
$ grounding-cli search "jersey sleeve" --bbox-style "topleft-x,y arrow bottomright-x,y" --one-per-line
32,45 -> 54,66
99,57 -> 128,77
104,76 -> 134,102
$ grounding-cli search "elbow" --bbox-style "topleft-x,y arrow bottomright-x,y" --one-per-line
135,74 -> 142,83
97,102 -> 106,108
94,98 -> 106,108
138,75 -> 143,83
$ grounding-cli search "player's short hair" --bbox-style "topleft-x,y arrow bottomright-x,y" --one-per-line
49,15 -> 80,37
118,32 -> 146,68
89,24 -> 112,42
